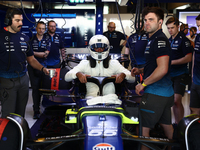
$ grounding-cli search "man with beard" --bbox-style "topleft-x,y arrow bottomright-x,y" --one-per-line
27,21 -> 50,119
103,22 -> 128,54
0,8 -> 49,118
131,7 -> 174,150
45,20 -> 65,68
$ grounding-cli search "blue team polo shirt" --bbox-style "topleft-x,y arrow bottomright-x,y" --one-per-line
30,35 -> 50,67
169,32 -> 193,77
0,28 -> 33,78
126,31 -> 148,67
103,31 -> 126,54
193,34 -> 200,85
44,32 -> 64,66
143,29 -> 174,97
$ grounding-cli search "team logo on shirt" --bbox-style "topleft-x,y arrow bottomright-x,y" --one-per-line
5,36 -> 9,41
185,41 -> 191,47
158,41 -> 166,48
20,37 -> 24,41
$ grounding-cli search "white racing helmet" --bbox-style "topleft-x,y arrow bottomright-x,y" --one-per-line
88,34 -> 110,60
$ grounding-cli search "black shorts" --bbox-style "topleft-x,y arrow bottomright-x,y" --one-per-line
139,93 -> 174,128
171,74 -> 190,96
190,83 -> 200,108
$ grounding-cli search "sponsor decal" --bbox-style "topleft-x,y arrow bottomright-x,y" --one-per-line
88,129 -> 117,136
93,143 -> 115,150
20,37 -> 24,41
5,36 -> 9,41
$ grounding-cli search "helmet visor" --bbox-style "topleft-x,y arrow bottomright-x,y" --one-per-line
90,43 -> 109,52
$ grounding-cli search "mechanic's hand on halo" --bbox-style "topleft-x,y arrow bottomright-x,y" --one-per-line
135,83 -> 145,96
76,72 -> 91,83
131,67 -> 140,76
112,73 -> 126,83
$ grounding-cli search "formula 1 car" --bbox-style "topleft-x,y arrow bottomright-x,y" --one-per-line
1,54 -> 200,150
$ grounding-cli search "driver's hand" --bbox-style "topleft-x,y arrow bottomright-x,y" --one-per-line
112,73 -> 126,83
76,72 -> 91,83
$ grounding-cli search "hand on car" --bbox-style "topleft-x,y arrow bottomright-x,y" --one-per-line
112,73 -> 126,83
76,72 -> 91,83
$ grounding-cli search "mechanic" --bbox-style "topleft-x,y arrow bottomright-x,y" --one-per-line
166,17 -> 193,124
103,22 -> 128,54
45,20 -> 65,68
190,14 -> 200,115
27,21 -> 50,119
0,8 -> 49,118
124,21 -> 148,69
186,26 -> 197,48
131,7 -> 174,150
180,23 -> 189,37
65,34 -> 135,100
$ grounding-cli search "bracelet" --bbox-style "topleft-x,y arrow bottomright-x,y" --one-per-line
41,67 -> 44,72
142,82 -> 147,87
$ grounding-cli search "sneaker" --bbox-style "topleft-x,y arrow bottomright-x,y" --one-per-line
33,111 -> 40,119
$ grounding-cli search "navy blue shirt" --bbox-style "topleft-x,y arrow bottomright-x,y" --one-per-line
126,31 -> 148,67
169,32 -> 193,77
103,31 -> 126,54
0,28 -> 33,78
144,29 -> 174,97
193,34 -> 200,85
44,32 -> 64,66
30,35 -> 50,67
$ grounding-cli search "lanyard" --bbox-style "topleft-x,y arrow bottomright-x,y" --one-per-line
38,41 -> 41,47
170,39 -> 174,48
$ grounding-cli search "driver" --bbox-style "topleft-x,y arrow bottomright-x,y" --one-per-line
65,34 -> 135,100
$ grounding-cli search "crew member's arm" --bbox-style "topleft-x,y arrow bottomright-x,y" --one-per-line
171,53 -> 192,65
33,50 -> 49,58
135,55 -> 169,95
191,51 -> 195,81
121,35 -> 129,46
27,55 -> 49,75
131,67 -> 144,76
60,48 -> 66,61
125,47 -> 130,55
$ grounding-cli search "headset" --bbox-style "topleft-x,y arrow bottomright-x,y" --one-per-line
4,8 -> 15,26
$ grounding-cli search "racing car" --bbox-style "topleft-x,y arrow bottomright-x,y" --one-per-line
1,54 -> 200,150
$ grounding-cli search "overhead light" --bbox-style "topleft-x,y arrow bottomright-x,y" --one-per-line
176,4 -> 190,10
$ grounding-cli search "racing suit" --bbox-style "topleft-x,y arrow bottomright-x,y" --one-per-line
65,58 -> 135,99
